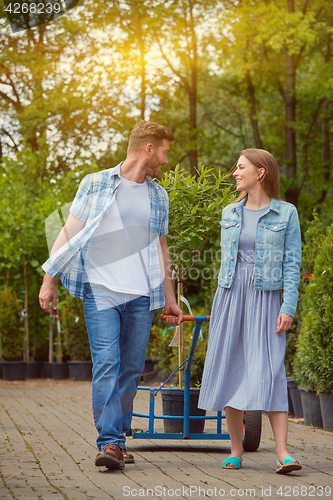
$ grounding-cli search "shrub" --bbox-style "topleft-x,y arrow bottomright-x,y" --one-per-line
293,223 -> 333,392
155,166 -> 234,386
285,211 -> 326,376
60,295 -> 91,361
159,165 -> 235,278
148,307 -> 209,387
0,288 -> 23,361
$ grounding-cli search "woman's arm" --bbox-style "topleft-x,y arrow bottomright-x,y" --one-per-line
280,206 -> 302,318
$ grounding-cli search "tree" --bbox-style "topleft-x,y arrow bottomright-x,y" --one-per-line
0,0 -> 129,171
293,223 -> 333,392
0,147 -> 49,360
149,0 -> 220,175
0,142 -> 99,360
211,0 -> 333,214
159,164 -> 235,385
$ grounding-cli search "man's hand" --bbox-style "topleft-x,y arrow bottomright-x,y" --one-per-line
276,313 -> 293,334
162,303 -> 183,326
39,274 -> 57,313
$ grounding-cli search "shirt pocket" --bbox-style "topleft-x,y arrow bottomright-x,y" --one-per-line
220,219 -> 238,245
264,222 -> 287,246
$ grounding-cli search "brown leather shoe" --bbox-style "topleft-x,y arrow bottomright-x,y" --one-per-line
122,447 -> 135,464
95,444 -> 125,469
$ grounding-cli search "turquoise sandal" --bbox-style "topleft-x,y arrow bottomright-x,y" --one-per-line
222,456 -> 243,469
276,456 -> 302,474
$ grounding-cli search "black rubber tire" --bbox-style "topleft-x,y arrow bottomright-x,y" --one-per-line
242,411 -> 262,452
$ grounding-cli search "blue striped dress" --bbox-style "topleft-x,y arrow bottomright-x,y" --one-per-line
198,206 -> 288,412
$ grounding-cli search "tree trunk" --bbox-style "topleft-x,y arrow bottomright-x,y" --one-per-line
245,69 -> 262,149
21,228 -> 29,363
55,311 -> 63,364
32,330 -> 37,362
137,12 -> 146,120
177,267 -> 184,388
284,0 -> 299,206
49,314 -> 53,363
188,88 -> 198,177
188,0 -> 198,177
22,261 -> 29,362
316,98 -> 330,205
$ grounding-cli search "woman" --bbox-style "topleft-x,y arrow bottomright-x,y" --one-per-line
198,149 -> 302,474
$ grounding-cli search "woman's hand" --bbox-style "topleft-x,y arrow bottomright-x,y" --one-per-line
276,313 -> 293,334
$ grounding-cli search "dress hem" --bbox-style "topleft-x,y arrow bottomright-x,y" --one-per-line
198,404 -> 288,413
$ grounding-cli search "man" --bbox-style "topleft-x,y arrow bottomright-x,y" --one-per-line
39,121 -> 182,469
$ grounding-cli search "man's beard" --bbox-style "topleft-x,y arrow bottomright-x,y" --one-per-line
145,155 -> 162,177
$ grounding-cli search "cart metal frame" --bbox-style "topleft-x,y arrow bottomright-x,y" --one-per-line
132,315 -> 230,440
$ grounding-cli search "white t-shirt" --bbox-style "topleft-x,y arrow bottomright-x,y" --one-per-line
84,175 -> 151,295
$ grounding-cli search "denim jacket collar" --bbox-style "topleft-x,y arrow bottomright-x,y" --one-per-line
231,196 -> 280,217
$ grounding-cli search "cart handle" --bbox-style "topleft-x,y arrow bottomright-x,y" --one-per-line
161,314 -> 210,322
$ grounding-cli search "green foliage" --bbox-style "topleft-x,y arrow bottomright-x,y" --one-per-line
148,307 -> 209,387
285,211 -> 326,376
0,289 -> 23,361
1,0 -> 332,225
0,3 -> 128,166
0,145 -> 99,360
1,0 -> 333,372
60,295 -> 91,362
159,165 -> 235,277
293,223 -> 333,392
301,211 -> 327,276
152,166 -> 234,384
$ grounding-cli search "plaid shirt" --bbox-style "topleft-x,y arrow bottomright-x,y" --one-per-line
42,163 -> 169,310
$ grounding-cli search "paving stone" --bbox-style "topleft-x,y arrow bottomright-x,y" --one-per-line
1,379 -> 332,500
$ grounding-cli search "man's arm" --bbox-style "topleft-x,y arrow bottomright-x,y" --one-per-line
39,213 -> 86,313
159,235 -> 182,326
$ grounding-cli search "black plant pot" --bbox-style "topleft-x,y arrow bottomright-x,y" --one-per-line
161,388 -> 206,433
287,380 -> 303,418
0,362 -> 3,379
319,392 -> 333,432
43,362 -> 53,378
141,358 -> 164,384
52,362 -> 69,380
2,361 -> 27,381
287,377 -> 295,416
68,361 -> 92,381
43,362 -> 69,379
26,362 -> 43,379
300,389 -> 323,428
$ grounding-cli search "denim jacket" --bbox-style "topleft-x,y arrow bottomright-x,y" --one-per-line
217,197 -> 302,317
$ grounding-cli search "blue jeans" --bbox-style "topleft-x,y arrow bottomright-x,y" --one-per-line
83,283 -> 154,451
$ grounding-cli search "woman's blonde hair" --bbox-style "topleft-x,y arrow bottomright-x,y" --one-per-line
233,148 -> 280,202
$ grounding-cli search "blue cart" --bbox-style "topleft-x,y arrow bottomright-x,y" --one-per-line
132,315 -> 262,451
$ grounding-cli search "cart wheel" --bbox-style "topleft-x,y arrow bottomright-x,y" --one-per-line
242,411 -> 262,451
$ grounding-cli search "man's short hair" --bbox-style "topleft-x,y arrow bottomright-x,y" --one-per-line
128,121 -> 175,152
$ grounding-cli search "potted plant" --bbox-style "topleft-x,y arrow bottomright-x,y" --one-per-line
42,308 -> 69,380
161,385 -> 206,434
287,212 -> 326,419
142,323 -> 166,384
0,288 -> 26,380
61,295 -> 92,380
149,310 -> 209,433
294,222 -> 333,430
285,210 -> 325,382
156,166 -> 235,431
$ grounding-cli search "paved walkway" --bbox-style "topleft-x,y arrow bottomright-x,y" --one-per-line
0,379 -> 332,500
